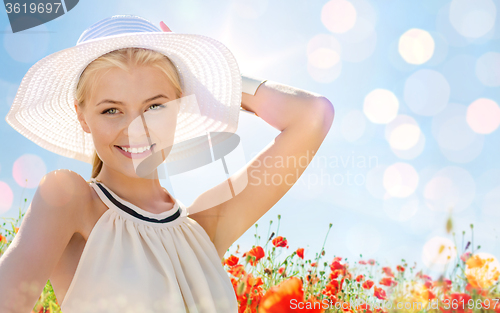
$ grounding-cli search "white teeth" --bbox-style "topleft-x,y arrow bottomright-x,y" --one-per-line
119,144 -> 153,153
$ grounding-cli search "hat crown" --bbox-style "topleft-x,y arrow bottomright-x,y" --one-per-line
77,15 -> 161,45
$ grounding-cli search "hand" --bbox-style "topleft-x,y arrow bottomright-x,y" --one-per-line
159,21 -> 172,32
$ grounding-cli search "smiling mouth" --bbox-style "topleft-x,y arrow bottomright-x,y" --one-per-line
115,143 -> 155,154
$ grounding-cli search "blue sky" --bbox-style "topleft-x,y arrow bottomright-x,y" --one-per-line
1,0 -> 500,277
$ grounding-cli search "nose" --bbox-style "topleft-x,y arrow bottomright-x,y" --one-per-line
122,111 -> 150,139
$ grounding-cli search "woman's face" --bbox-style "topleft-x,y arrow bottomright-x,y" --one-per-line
76,65 -> 181,178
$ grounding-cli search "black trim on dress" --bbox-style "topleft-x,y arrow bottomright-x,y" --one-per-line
94,182 -> 181,223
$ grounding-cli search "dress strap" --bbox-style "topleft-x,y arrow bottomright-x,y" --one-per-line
88,178 -> 183,224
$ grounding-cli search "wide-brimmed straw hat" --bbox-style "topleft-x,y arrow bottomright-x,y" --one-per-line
5,14 -> 242,164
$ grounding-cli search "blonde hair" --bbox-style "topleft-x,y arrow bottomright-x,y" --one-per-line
75,47 -> 183,178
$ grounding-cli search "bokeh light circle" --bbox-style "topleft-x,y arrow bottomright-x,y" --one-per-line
398,28 -> 435,65
449,0 -> 497,38
338,23 -> 377,63
309,48 -> 340,69
321,0 -> 357,34
390,125 -> 420,150
383,162 -> 419,198
423,166 -> 475,213
404,69 -> 450,116
333,0 -> 378,63
385,115 -> 422,151
363,89 -> 399,124
422,236 -> 457,269
336,16 -> 374,43
12,154 -> 47,188
442,54 -> 485,103
307,34 -> 342,69
307,60 -> 342,83
0,181 -> 14,214
437,117 -> 475,150
466,98 -> 500,134
307,34 -> 343,83
433,103 -> 485,163
3,23 -> 50,63
392,133 -> 426,160
476,52 -> 500,87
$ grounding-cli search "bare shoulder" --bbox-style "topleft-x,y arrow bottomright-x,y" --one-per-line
37,169 -> 92,234
0,169 -> 92,312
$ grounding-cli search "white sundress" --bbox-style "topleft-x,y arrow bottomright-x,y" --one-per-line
59,178 -> 238,313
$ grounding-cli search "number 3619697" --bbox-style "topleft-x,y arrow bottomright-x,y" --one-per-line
5,2 -> 62,14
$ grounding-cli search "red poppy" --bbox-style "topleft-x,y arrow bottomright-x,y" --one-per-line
330,260 -> 345,270
368,259 -> 376,265
258,277 -> 324,313
359,260 -> 367,265
225,255 -> 239,267
228,264 -> 246,277
379,277 -> 397,287
355,303 -> 373,313
247,246 -> 265,266
296,248 -> 305,259
396,265 -> 405,272
362,280 -> 374,289
485,297 -> 500,313
355,274 -> 364,282
374,286 -> 387,300
330,259 -> 348,278
428,290 -> 436,300
235,273 -> 265,313
439,293 -> 472,313
272,236 -> 288,248
381,267 -> 394,277
329,270 -> 343,280
322,278 -> 345,297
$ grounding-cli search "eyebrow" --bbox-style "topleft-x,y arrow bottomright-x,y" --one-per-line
95,94 -> 169,107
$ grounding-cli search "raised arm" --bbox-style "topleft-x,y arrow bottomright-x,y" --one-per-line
0,170 -> 88,313
187,79 -> 335,259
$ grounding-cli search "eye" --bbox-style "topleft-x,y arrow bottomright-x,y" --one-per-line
101,104 -> 165,115
101,108 -> 118,115
147,104 -> 165,111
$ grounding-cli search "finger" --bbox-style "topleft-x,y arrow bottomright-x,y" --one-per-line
159,21 -> 172,32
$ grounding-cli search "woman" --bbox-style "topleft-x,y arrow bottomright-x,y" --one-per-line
0,15 -> 334,313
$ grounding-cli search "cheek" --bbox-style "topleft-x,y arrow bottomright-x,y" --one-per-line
88,120 -> 117,146
143,110 -> 179,141
152,116 -> 178,143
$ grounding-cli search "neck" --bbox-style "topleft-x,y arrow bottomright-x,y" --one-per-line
94,165 -> 174,211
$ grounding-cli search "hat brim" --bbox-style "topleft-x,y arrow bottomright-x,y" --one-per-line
5,32 -> 242,165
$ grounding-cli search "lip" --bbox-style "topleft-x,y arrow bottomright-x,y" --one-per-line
116,143 -> 155,148
115,143 -> 156,159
